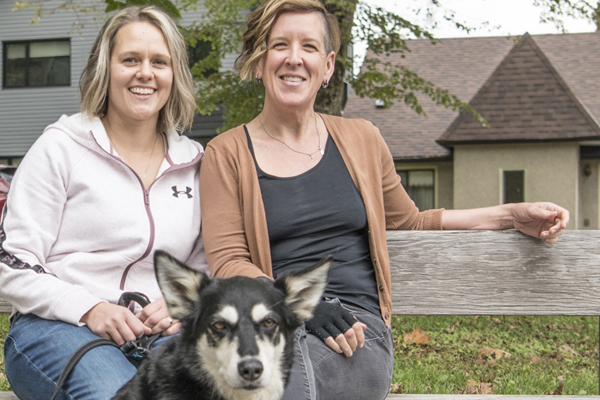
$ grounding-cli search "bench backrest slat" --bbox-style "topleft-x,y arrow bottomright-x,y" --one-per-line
387,230 -> 600,315
1,230 -> 598,316
0,299 -> 11,314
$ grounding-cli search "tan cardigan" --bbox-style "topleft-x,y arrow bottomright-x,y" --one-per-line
199,114 -> 443,326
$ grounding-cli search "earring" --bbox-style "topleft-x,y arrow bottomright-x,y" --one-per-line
255,75 -> 262,84
321,80 -> 329,89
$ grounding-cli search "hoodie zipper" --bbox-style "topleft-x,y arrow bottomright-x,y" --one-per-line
91,131 -> 160,290
118,170 -> 156,290
91,131 -> 202,291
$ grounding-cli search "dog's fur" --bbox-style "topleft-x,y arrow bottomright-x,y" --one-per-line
113,251 -> 331,400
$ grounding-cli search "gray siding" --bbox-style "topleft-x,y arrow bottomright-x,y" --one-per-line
0,0 -> 104,157
0,1 -> 215,158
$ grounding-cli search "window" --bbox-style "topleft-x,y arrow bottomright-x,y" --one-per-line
0,157 -> 23,167
397,169 -> 435,210
3,39 -> 70,88
503,170 -> 524,203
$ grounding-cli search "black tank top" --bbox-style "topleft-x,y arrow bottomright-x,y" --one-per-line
245,127 -> 380,315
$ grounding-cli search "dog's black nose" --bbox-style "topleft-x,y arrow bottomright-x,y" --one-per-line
238,359 -> 264,381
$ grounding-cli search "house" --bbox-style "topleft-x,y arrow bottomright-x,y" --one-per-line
343,31 -> 600,230
0,0 -> 225,166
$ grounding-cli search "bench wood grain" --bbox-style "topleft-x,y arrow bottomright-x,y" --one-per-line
1,230 -> 599,399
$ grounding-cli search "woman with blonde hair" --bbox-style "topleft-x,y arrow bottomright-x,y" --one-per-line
1,6 -> 207,399
200,0 -> 569,398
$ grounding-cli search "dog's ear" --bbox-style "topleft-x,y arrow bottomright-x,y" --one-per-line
275,256 -> 332,321
154,250 -> 208,320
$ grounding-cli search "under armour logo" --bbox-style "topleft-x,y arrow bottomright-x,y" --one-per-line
172,186 -> 193,199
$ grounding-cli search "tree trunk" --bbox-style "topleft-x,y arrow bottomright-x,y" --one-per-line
315,0 -> 358,116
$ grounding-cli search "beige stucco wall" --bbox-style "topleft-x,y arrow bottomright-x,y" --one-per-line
453,143 -> 578,230
395,161 -> 454,210
578,160 -> 599,230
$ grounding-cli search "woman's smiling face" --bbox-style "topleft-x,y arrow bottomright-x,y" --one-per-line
258,11 -> 335,113
107,21 -> 173,126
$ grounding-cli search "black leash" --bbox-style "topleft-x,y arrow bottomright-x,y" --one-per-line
50,338 -> 119,400
50,292 -> 160,400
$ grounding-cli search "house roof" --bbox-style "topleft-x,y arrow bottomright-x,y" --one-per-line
343,31 -> 600,160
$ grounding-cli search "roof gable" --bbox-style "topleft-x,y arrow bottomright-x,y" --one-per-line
438,34 -> 600,145
343,36 -> 515,160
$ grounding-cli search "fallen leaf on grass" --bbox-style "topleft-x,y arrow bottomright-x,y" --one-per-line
446,321 -> 460,333
389,382 -> 402,394
531,355 -> 543,363
480,347 -> 512,360
559,344 -> 578,358
552,381 -> 564,395
404,327 -> 430,344
464,379 -> 494,394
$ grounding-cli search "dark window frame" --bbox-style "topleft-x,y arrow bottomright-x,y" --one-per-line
503,170 -> 525,204
2,38 -> 71,89
396,168 -> 436,211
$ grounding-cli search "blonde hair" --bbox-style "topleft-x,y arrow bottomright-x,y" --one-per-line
79,6 -> 195,133
235,0 -> 341,81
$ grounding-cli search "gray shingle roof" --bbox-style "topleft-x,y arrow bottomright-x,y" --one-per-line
343,32 -> 600,160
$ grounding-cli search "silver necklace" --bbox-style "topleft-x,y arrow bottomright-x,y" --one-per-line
107,130 -> 159,181
258,114 -> 324,159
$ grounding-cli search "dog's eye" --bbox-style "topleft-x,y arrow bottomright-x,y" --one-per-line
263,318 -> 275,328
212,321 -> 226,330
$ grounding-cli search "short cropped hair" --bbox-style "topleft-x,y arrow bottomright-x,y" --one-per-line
235,0 -> 341,81
79,6 -> 195,133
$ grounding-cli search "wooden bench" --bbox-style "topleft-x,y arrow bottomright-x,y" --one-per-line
386,230 -> 600,400
1,230 -> 599,399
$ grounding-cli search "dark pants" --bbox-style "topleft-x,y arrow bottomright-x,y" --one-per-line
282,303 -> 395,400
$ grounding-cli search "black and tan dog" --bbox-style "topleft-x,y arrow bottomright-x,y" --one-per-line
113,251 -> 331,400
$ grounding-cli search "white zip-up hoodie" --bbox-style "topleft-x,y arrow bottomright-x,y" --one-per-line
0,113 -> 208,326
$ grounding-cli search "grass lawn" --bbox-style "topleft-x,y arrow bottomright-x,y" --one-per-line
391,315 -> 599,395
0,314 -> 9,391
0,314 -> 598,394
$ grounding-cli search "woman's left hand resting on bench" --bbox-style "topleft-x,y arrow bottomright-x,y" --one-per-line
441,202 -> 570,244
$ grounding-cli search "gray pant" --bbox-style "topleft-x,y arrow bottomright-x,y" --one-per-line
282,303 -> 394,400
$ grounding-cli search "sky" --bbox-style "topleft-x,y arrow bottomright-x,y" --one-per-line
355,0 -> 596,64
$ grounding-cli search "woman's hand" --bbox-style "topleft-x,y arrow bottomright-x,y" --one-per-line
512,202 -> 570,244
305,301 -> 367,357
136,298 -> 180,336
442,202 -> 570,244
80,302 -> 151,346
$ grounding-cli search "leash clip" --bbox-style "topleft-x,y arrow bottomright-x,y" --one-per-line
117,291 -> 160,360
121,338 -> 154,360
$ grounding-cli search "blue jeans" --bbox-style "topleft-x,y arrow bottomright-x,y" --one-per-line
281,303 -> 395,400
4,313 -> 173,400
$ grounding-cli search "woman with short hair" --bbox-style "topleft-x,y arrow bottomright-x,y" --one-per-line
1,6 -> 207,399
199,0 -> 570,399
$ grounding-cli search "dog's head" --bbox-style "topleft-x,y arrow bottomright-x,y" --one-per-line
153,251 -> 330,400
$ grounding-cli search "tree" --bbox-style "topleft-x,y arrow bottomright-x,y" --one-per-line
533,0 -> 599,31
177,0 -> 488,130
14,0 -> 598,131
